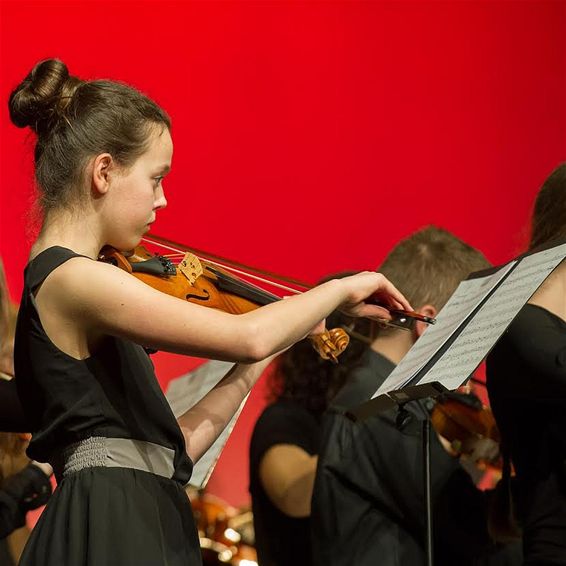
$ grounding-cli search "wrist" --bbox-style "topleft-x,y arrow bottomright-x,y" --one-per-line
238,357 -> 273,381
322,277 -> 349,305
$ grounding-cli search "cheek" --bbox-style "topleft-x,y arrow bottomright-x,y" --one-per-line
122,178 -> 154,207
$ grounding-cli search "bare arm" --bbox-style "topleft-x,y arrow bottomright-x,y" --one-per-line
177,356 -> 274,463
36,259 -> 410,363
259,445 -> 318,517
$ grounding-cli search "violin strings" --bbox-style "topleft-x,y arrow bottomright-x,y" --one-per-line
142,235 -> 313,288
205,260 -> 304,295
142,237 -> 304,296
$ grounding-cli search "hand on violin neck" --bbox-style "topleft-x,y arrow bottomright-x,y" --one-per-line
337,272 -> 412,320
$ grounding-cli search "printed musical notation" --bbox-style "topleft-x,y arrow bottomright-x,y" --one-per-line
371,242 -> 566,399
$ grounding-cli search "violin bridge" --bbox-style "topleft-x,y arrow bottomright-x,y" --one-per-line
178,253 -> 204,284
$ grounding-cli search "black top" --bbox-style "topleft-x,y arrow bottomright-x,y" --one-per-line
0,380 -> 27,432
249,399 -> 320,566
0,464 -> 52,539
487,303 -> 566,564
311,349 -> 522,566
14,247 -> 193,484
331,347 -> 396,410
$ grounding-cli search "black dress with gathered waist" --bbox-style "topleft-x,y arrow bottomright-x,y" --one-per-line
14,246 -> 202,566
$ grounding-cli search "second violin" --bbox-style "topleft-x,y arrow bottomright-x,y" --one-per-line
431,391 -> 502,471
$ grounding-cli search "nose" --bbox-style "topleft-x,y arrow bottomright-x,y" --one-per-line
154,186 -> 168,210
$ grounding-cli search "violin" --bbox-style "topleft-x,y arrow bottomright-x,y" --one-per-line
189,491 -> 257,566
431,391 -> 502,471
98,237 -> 350,362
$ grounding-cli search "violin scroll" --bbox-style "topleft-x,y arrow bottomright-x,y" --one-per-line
309,328 -> 350,363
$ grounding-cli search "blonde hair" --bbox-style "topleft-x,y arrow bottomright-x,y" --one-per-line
378,226 -> 490,311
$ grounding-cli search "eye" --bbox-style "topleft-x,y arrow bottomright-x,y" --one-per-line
153,176 -> 164,188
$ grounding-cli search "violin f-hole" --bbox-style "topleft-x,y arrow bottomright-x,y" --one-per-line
185,289 -> 211,302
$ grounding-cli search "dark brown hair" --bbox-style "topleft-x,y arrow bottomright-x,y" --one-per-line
529,163 -> 566,250
9,59 -> 170,213
378,225 -> 490,311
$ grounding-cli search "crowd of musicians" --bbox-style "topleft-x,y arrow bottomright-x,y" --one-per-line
1,58 -> 565,566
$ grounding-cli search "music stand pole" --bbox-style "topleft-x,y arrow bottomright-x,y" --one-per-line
423,417 -> 434,566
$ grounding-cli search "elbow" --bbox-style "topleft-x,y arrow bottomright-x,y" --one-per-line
276,484 -> 313,518
239,319 -> 273,363
179,425 -> 203,464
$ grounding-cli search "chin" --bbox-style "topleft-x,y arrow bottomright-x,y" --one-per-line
107,236 -> 143,253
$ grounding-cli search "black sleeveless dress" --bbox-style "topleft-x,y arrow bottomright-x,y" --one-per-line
14,247 -> 202,565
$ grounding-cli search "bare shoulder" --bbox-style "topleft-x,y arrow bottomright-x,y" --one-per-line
38,256 -> 139,312
260,444 -> 316,476
36,255 -> 167,332
529,260 -> 566,319
39,256 -> 191,323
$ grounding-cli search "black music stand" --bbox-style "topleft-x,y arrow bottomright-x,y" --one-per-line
346,238 -> 566,566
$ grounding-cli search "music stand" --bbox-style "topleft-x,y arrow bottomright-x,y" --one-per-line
347,238 -> 566,566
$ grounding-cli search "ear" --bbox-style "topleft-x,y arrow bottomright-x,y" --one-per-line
414,304 -> 437,339
91,153 -> 114,196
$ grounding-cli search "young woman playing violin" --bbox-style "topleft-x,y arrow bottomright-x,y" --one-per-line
8,59 -> 410,566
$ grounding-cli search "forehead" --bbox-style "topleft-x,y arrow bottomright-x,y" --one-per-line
143,126 -> 173,162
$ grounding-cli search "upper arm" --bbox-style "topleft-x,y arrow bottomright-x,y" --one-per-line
259,444 -> 317,518
35,258 -> 260,361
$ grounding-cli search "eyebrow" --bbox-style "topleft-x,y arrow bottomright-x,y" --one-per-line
156,165 -> 171,174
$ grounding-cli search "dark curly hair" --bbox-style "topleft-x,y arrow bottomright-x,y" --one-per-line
268,297 -> 375,417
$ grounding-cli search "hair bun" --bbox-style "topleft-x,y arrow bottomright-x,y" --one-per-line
9,59 -> 80,133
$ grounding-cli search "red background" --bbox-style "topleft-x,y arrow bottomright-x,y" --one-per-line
1,0 -> 565,507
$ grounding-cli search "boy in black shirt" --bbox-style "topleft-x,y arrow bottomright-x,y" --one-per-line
311,226 -> 522,566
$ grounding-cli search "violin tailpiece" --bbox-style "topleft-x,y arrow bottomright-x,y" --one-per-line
130,256 -> 176,277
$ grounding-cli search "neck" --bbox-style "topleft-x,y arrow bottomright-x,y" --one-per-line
529,259 -> 566,319
32,207 -> 104,260
369,329 -> 415,366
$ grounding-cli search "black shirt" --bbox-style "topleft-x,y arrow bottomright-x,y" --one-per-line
0,464 -> 52,540
249,400 -> 320,566
487,303 -> 566,564
14,247 -> 193,482
312,349 -> 522,566
0,380 -> 27,432
331,347 -> 396,410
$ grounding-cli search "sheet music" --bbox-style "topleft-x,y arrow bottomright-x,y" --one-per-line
371,261 -> 517,397
419,243 -> 566,390
165,360 -> 244,487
